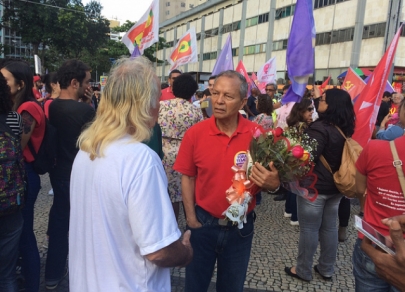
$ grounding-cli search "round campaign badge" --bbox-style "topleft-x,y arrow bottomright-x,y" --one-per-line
234,151 -> 247,168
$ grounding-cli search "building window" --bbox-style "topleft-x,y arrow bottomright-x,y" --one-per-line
181,2 -> 185,7
165,10 -> 170,15
315,0 -> 350,9
246,16 -> 258,28
363,22 -> 386,39
275,5 -> 295,20
273,39 -> 288,51
166,2 -> 170,6
189,4 -> 194,8
258,13 -> 269,24
316,27 -> 354,45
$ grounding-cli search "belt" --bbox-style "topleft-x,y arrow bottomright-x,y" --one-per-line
195,205 -> 255,227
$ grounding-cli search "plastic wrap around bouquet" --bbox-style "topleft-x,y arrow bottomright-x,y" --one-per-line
223,125 -> 318,229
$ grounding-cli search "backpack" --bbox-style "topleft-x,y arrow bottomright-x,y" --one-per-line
319,126 -> 363,198
0,114 -> 25,217
27,116 -> 57,175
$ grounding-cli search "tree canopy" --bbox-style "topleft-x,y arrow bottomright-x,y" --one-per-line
1,0 -> 168,78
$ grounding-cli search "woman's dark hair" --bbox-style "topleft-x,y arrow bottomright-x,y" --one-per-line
319,88 -> 355,137
43,72 -> 58,94
2,60 -> 35,111
0,71 -> 12,114
172,73 -> 198,100
257,94 -> 273,115
203,88 -> 211,97
287,98 -> 312,127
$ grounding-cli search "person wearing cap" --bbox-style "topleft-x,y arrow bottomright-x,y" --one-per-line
32,75 -> 44,102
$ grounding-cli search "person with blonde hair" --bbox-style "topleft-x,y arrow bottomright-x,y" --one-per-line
69,57 -> 193,292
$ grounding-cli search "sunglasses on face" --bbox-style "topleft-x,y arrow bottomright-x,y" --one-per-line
307,107 -> 314,112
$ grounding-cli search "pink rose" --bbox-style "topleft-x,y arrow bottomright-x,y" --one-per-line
291,145 -> 304,159
253,128 -> 262,138
274,127 -> 283,137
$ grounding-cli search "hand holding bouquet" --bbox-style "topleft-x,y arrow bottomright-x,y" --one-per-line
223,125 -> 318,228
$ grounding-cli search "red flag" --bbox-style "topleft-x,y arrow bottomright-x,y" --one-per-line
318,76 -> 331,95
352,25 -> 402,148
251,72 -> 267,94
235,61 -> 250,98
341,68 -> 366,100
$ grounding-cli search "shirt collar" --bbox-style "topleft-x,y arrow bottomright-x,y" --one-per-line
208,113 -> 252,136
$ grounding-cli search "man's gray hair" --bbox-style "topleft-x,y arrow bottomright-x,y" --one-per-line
216,70 -> 248,99
266,83 -> 277,90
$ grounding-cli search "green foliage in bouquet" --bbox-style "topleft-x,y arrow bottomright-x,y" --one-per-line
248,125 -> 318,182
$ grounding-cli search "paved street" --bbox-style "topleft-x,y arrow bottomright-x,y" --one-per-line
34,175 -> 358,291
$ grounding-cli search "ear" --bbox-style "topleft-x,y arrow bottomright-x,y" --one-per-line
240,97 -> 247,110
19,80 -> 25,90
70,78 -> 79,89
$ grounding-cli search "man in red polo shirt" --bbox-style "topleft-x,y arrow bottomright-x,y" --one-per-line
160,69 -> 181,101
174,71 -> 280,292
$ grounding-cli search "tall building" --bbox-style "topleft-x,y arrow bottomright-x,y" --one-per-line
159,0 -> 208,24
0,3 -> 31,59
109,19 -> 121,41
157,0 -> 405,88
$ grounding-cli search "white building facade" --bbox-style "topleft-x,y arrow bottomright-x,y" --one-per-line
157,0 -> 405,85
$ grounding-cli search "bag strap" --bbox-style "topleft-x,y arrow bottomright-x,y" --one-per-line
389,140 -> 405,199
334,125 -> 347,140
319,155 -> 333,174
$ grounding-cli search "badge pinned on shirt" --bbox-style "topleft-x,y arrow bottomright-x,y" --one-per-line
234,151 -> 247,168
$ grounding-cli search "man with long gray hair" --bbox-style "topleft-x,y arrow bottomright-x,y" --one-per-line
69,57 -> 192,291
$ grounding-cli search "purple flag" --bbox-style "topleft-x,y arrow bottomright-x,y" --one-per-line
130,44 -> 141,59
212,33 -> 234,75
363,75 -> 394,96
282,0 -> 315,104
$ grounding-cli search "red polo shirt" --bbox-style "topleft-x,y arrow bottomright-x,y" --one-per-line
174,114 -> 257,218
160,87 -> 175,101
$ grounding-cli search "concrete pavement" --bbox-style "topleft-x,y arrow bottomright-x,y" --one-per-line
33,175 -> 357,291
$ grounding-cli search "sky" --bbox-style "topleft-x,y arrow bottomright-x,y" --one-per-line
83,0 -> 153,23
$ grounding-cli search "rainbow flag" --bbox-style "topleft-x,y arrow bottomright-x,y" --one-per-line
167,27 -> 198,71
122,0 -> 159,55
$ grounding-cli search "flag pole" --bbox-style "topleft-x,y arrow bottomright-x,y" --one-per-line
155,42 -> 158,68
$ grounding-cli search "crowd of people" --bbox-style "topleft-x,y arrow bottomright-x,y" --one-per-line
0,56 -> 405,292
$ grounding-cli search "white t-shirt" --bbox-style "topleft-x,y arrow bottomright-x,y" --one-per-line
69,137 -> 181,292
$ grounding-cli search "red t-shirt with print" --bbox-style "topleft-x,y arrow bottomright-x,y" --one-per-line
356,136 -> 405,238
17,101 -> 46,163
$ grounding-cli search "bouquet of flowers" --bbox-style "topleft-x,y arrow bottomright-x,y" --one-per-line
223,125 -> 318,228
247,125 -> 317,183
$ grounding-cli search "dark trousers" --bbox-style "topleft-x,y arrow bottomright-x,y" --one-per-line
0,212 -> 23,292
285,191 -> 298,222
19,162 -> 40,292
338,197 -> 351,227
185,206 -> 255,292
45,177 -> 70,281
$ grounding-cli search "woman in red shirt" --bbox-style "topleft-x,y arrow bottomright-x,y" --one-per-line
1,60 -> 45,292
